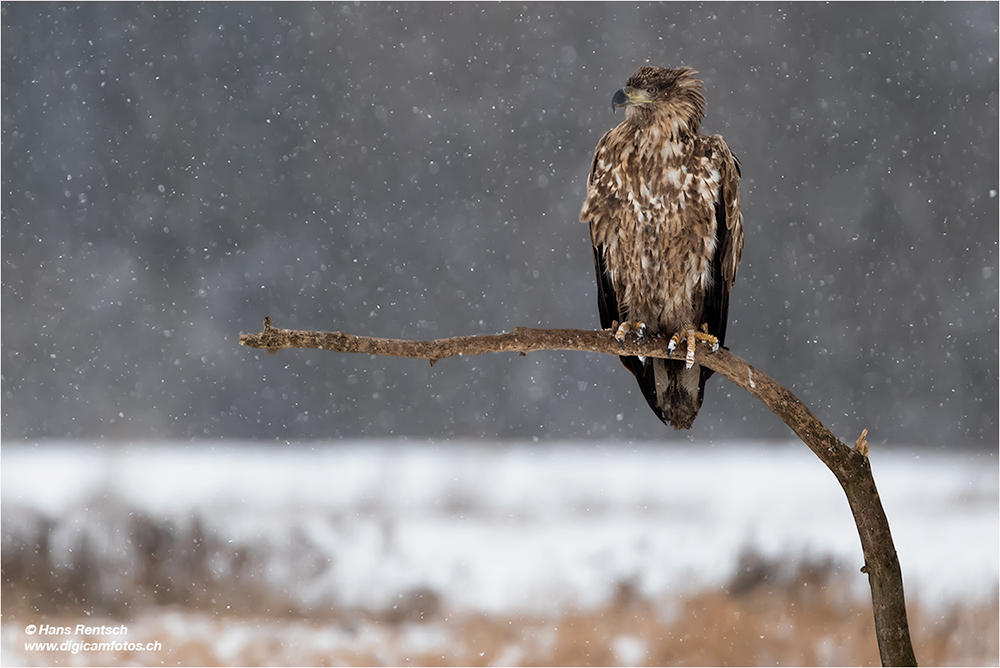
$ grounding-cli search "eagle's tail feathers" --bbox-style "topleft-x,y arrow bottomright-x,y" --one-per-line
621,356 -> 704,430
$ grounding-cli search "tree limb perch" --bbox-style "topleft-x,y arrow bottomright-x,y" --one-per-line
239,317 -> 917,666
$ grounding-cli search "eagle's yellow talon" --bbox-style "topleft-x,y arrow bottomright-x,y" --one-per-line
669,328 -> 720,369
614,321 -> 647,349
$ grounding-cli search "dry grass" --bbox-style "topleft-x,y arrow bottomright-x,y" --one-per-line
3,498 -> 997,665
4,557 -> 997,666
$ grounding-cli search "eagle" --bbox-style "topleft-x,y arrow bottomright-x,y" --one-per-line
580,66 -> 744,429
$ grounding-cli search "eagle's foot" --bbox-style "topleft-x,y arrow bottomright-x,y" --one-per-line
668,328 -> 719,369
614,321 -> 647,349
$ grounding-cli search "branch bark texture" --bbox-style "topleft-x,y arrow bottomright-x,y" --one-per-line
240,318 -> 917,666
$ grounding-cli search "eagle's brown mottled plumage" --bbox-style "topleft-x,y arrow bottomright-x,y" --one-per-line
580,66 -> 744,429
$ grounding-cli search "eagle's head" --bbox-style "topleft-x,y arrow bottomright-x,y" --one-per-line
612,66 -> 706,134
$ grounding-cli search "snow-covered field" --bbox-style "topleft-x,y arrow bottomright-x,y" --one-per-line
3,440 -> 996,615
2,440 -> 998,665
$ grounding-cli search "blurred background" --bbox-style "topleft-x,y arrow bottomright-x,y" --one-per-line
2,3 -> 997,446
3,5 -> 998,666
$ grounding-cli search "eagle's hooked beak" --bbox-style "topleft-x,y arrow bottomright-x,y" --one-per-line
611,86 -> 651,111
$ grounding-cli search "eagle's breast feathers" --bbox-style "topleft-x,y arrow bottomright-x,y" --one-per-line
582,126 -> 740,332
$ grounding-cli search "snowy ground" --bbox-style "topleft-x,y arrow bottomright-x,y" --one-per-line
3,440 -> 996,616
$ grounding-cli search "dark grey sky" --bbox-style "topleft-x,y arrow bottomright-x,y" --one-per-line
3,3 -> 997,445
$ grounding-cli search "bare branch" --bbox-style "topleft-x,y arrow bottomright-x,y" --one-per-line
239,317 -> 917,666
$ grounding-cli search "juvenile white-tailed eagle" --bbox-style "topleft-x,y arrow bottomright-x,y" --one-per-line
580,66 -> 744,429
